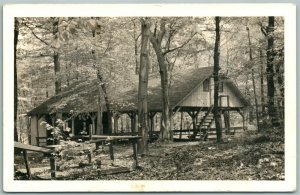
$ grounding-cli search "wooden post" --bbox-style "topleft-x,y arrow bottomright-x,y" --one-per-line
224,111 -> 230,134
36,137 -> 40,147
36,115 -> 40,146
109,141 -> 114,161
92,117 -> 96,135
187,110 -> 199,134
121,116 -> 124,132
128,112 -> 137,134
87,150 -> 92,164
50,156 -> 56,179
89,126 -> 92,140
71,117 -> 75,135
132,141 -> 138,167
148,112 -> 156,140
237,109 -> 246,131
180,112 -> 183,139
228,111 -> 231,131
113,114 -> 120,134
22,150 -> 32,179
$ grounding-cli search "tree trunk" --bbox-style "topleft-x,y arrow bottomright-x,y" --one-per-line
132,20 -> 140,74
96,96 -> 103,135
275,51 -> 284,123
266,16 -> 279,127
14,18 -> 19,142
98,73 -> 113,135
213,16 -> 222,143
54,52 -> 61,94
246,27 -> 260,131
134,38 -> 139,75
137,19 -> 150,154
150,36 -> 172,142
259,50 -> 265,116
53,19 -> 61,94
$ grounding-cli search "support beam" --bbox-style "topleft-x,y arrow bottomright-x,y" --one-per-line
36,115 -> 40,146
148,112 -> 157,132
237,109 -> 246,131
180,112 -> 183,139
90,113 -> 97,135
187,110 -> 200,132
113,113 -> 120,134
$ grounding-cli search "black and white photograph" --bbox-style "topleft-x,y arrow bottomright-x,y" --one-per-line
3,4 -> 296,192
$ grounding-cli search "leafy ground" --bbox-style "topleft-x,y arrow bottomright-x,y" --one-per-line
14,130 -> 284,180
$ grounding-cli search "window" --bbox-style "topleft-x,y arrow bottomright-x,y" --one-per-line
203,79 -> 209,91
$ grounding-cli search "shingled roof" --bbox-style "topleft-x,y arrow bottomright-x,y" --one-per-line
28,66 -> 249,115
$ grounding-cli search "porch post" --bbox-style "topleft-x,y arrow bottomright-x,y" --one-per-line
180,112 -> 183,139
36,114 -> 40,146
113,114 -> 120,134
127,112 -> 137,134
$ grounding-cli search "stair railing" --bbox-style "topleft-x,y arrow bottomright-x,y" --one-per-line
193,106 -> 214,137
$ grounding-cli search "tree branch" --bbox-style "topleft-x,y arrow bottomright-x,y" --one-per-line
102,31 -> 113,56
163,32 -> 197,55
23,23 -> 50,46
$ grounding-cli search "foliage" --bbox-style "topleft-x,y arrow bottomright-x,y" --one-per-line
15,17 -> 285,143
40,119 -> 72,143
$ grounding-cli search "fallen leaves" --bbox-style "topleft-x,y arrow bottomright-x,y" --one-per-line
14,131 -> 284,180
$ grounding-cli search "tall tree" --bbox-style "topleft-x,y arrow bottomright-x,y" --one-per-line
89,18 -> 113,135
14,18 -> 19,142
266,16 -> 279,127
52,18 -> 61,94
137,18 -> 150,154
149,18 -> 196,141
259,50 -> 266,116
213,16 -> 222,143
246,27 -> 260,131
149,19 -> 172,141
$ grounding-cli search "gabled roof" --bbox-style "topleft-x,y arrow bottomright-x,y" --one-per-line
28,66 -> 249,115
118,66 -> 215,112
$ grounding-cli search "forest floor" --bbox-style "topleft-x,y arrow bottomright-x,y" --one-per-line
14,129 -> 284,180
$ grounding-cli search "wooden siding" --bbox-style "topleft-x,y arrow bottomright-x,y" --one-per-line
30,115 -> 47,146
30,116 -> 37,145
180,82 -> 210,107
180,79 -> 244,108
220,83 -> 243,107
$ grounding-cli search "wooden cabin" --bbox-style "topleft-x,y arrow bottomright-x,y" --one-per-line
27,66 -> 250,145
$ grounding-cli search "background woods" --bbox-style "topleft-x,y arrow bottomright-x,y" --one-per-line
14,17 -> 284,145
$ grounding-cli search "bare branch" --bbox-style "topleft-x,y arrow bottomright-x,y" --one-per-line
163,32 -> 197,55
102,31 -> 113,56
23,23 -> 50,46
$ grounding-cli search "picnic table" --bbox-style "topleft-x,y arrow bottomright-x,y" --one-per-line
74,135 -> 141,167
14,142 -> 56,179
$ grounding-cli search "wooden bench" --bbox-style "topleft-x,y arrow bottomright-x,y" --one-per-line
14,142 -> 56,179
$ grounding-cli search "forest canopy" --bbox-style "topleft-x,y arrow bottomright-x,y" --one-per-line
15,17 -> 284,143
